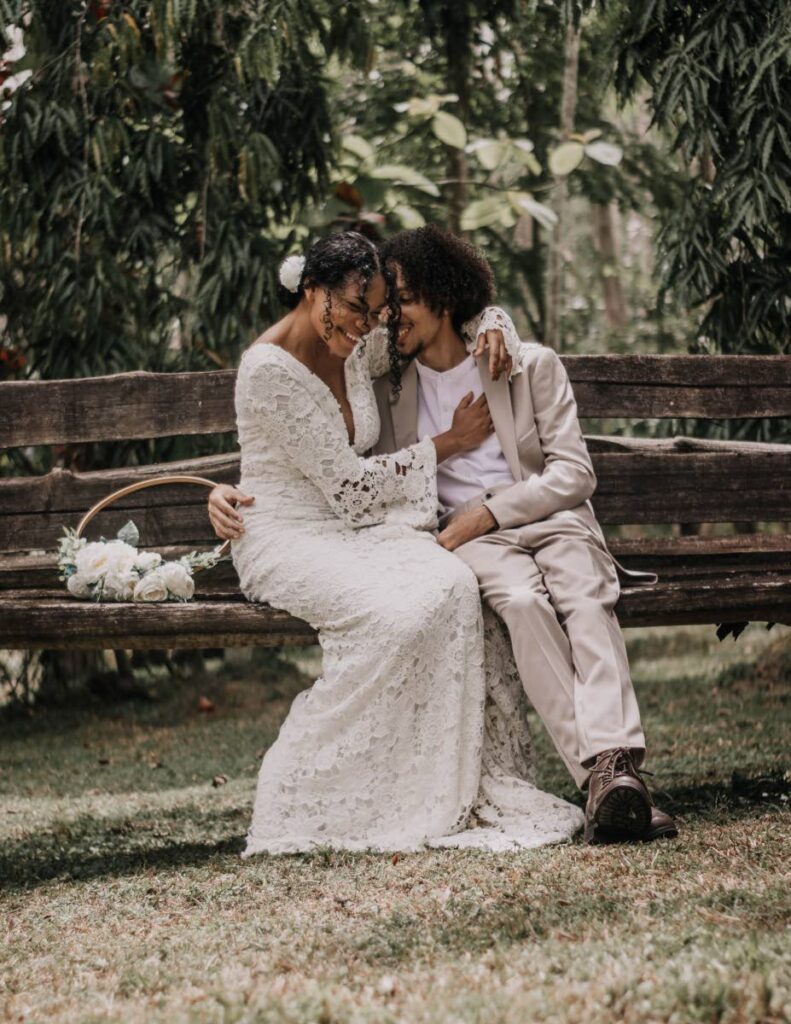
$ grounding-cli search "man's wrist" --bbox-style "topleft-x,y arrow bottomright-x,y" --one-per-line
476,504 -> 498,532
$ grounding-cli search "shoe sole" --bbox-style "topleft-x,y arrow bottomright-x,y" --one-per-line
586,785 -> 652,844
643,822 -> 679,842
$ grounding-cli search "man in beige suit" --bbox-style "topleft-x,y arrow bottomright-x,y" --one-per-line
374,226 -> 676,844
210,226 -> 677,843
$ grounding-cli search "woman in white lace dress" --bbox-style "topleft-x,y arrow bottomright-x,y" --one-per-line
220,232 -> 583,854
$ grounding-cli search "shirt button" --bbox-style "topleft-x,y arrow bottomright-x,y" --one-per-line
485,491 -> 493,499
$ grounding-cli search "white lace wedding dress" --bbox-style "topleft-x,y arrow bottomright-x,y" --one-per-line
232,309 -> 584,855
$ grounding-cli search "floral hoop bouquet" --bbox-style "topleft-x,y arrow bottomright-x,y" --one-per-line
57,476 -> 229,603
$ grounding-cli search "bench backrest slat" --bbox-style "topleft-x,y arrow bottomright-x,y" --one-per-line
2,355 -> 790,449
1,446 -> 789,553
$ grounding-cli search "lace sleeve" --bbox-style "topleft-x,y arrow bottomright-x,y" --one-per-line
460,306 -> 530,378
360,325 -> 391,379
244,358 -> 438,529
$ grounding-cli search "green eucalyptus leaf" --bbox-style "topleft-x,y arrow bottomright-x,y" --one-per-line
508,192 -> 559,230
117,520 -> 140,547
392,205 -> 426,229
341,134 -> 374,162
369,164 -> 440,197
548,141 -> 585,176
584,141 -> 623,166
460,196 -> 512,231
432,110 -> 467,149
467,138 -> 507,171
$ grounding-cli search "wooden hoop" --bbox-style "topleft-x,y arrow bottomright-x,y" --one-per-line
75,475 -> 231,570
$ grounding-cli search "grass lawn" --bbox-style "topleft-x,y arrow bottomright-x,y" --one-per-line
1,625 -> 789,1023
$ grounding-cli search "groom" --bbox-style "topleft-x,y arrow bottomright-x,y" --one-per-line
375,226 -> 676,844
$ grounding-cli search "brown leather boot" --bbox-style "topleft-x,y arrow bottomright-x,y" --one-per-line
644,805 -> 678,841
584,747 -> 652,844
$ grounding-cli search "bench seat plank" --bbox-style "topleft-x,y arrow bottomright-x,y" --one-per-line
2,536 -> 789,590
1,571 -> 789,649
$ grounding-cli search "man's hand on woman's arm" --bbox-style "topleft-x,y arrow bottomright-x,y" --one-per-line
208,484 -> 255,540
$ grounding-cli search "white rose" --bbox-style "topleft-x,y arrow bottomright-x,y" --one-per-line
74,541 -> 112,583
135,550 -> 162,572
278,254 -> 306,293
67,573 -> 92,598
104,539 -> 138,575
132,571 -> 168,602
102,569 -> 138,601
160,561 -> 195,600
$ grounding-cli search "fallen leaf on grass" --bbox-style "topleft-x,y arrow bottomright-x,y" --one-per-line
212,774 -> 228,787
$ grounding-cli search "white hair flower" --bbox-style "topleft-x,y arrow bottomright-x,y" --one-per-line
278,254 -> 306,293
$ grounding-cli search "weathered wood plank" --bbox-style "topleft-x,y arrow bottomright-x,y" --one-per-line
0,370 -> 237,448
1,572 -> 788,648
5,436 -> 789,521
565,354 -> 791,386
3,449 -> 789,551
573,383 -> 791,419
0,598 -> 318,649
3,536 -> 789,590
0,453 -> 239,516
2,355 -> 790,448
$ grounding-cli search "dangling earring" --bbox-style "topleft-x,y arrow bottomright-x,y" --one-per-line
320,292 -> 334,345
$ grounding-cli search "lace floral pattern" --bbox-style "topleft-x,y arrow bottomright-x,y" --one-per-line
232,337 -> 583,855
236,344 -> 437,530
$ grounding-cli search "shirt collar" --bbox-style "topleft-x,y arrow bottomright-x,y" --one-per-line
414,353 -> 475,384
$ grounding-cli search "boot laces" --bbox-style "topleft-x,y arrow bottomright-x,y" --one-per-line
590,748 -> 654,785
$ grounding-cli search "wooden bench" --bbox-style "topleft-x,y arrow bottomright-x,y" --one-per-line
1,355 -> 789,649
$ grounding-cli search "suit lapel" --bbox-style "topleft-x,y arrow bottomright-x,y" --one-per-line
391,360 -> 419,450
477,355 -> 522,480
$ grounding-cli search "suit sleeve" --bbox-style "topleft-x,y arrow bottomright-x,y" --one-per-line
482,347 -> 596,529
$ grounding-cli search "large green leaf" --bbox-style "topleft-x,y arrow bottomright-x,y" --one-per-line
508,192 -> 559,231
432,110 -> 467,149
584,141 -> 623,166
467,138 -> 507,171
341,134 -> 374,162
511,139 -> 542,176
369,164 -> 440,197
392,205 -> 426,229
548,141 -> 585,176
460,195 -> 513,231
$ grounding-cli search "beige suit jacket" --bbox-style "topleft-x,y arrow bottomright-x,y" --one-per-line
372,343 -> 657,585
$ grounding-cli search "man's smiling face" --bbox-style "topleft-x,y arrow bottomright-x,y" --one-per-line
389,263 -> 445,359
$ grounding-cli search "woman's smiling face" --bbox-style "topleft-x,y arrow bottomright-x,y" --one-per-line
307,272 -> 387,359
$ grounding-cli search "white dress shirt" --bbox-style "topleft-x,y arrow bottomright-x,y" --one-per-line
415,354 -> 515,511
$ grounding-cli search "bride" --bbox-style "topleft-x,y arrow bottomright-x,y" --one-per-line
215,230 -> 584,855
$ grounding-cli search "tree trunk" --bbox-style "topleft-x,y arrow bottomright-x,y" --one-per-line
591,201 -> 629,329
444,11 -> 471,233
545,21 -> 580,351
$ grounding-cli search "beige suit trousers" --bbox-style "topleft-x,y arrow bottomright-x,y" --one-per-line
455,505 -> 646,788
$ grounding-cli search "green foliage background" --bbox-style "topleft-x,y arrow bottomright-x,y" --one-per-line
0,0 -> 788,386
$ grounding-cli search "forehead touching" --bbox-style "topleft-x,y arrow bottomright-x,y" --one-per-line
336,271 -> 387,311
391,262 -> 430,310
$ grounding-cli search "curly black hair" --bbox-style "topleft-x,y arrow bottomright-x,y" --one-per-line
276,232 -> 396,348
380,225 -> 496,393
